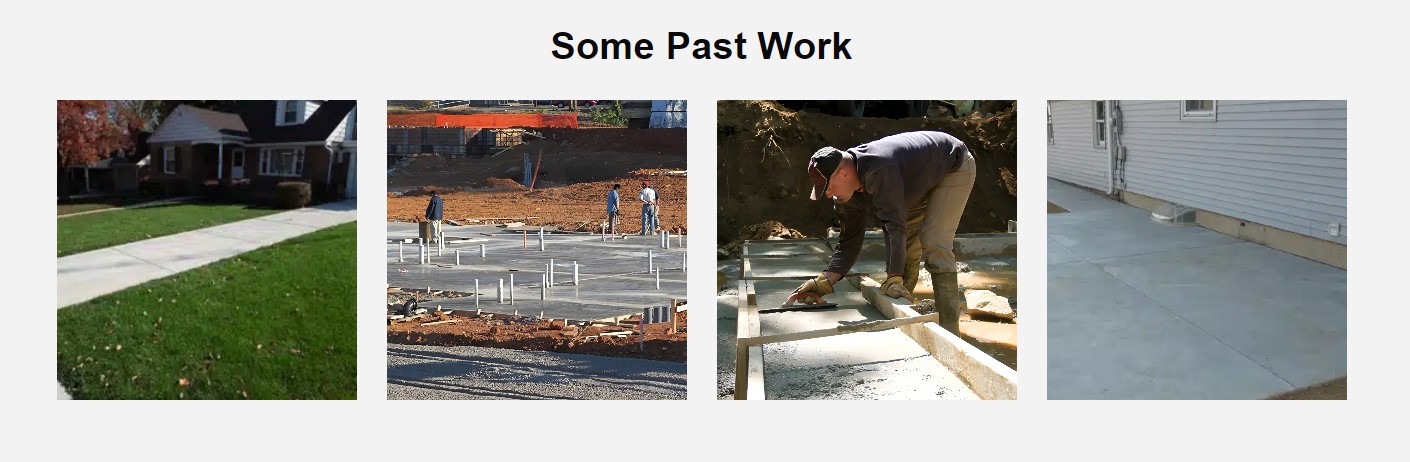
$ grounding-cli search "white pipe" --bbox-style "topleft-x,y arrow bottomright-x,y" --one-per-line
573,261 -> 579,285
541,274 -> 547,300
475,279 -> 480,307
509,273 -> 514,304
655,268 -> 661,289
480,244 -> 486,258
648,250 -> 654,272
498,279 -> 504,303
398,242 -> 403,262
455,250 -> 461,265
549,259 -> 555,286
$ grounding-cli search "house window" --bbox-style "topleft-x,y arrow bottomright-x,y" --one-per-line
232,148 -> 244,168
1093,101 -> 1107,147
259,148 -> 305,177
1181,100 -> 1216,120
1047,102 -> 1054,144
163,146 -> 177,174
280,101 -> 300,126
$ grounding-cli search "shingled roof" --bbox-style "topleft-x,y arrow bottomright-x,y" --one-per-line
236,100 -> 356,144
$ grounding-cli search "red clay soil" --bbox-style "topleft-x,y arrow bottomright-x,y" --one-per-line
389,168 -> 687,234
387,311 -> 688,363
716,101 -> 1017,243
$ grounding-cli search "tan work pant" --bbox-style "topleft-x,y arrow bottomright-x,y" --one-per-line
902,150 -> 976,291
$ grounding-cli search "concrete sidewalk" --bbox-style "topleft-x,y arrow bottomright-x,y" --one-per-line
56,200 -> 357,399
58,201 -> 357,309
1046,179 -> 1346,399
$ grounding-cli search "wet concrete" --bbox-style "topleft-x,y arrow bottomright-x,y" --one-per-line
1047,178 -> 1347,399
388,223 -> 687,321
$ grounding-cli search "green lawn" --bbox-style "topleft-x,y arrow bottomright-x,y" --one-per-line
57,202 -> 279,257
57,222 -> 357,399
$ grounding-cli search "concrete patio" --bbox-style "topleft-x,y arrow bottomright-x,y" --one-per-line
1047,179 -> 1346,399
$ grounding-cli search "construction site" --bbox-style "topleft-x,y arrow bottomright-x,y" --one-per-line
386,102 -> 688,400
716,100 -> 1019,400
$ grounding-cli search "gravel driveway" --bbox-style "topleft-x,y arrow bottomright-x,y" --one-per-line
388,344 -> 686,400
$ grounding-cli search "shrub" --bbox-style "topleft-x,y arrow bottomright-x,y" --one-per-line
275,181 -> 311,209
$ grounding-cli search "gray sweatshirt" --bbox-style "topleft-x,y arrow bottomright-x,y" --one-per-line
823,131 -> 968,276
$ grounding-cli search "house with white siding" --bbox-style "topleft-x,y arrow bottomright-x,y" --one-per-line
1047,100 -> 1346,268
146,100 -> 358,199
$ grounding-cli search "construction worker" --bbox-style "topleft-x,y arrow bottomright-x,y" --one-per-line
424,190 -> 444,244
639,180 -> 658,235
606,183 -> 621,235
785,131 -> 976,331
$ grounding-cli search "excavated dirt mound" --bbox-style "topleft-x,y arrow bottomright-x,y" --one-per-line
719,220 -> 806,258
716,101 -> 1016,243
481,177 -> 528,191
387,311 -> 688,363
388,128 -> 686,190
388,169 -> 687,234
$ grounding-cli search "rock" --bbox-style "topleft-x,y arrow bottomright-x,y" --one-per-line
914,298 -> 937,314
964,290 -> 1014,320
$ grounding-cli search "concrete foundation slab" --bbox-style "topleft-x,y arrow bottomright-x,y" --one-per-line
1047,179 -> 1346,399
1090,242 -> 1346,388
389,224 -> 686,321
1047,260 -> 1292,399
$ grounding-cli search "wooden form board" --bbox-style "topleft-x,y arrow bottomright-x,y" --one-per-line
856,276 -> 1018,400
737,313 -> 940,347
734,279 -> 764,400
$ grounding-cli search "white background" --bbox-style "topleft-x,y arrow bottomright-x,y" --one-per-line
4,0 -> 1402,459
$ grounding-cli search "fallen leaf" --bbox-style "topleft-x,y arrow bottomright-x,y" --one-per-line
115,344 -> 122,351
256,343 -> 262,350
178,378 -> 189,387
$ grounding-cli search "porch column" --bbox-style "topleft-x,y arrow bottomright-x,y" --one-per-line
217,141 -> 224,182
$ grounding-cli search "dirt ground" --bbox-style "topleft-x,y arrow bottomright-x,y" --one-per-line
387,310 -> 688,363
1267,376 -> 1347,400
716,101 -> 1016,244
388,128 -> 687,234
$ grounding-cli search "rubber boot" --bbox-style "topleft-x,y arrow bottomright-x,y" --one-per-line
930,270 -> 965,335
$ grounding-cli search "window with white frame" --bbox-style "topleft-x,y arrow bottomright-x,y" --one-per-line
259,148 -> 305,177
1047,102 -> 1054,144
163,146 -> 177,174
1181,100 -> 1216,120
279,101 -> 300,126
1093,101 -> 1107,147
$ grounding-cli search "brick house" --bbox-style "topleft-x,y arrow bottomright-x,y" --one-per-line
145,100 -> 357,199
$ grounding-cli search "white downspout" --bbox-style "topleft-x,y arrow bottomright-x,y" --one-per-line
217,141 -> 224,182
325,143 -> 334,186
1106,100 -> 1117,195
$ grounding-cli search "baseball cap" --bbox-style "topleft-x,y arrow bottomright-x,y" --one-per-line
808,147 -> 845,200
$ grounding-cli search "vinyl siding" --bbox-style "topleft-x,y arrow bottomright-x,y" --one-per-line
1046,100 -> 1109,191
1116,100 -> 1346,244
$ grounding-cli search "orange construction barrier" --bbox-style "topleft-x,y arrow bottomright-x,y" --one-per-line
388,113 -> 579,129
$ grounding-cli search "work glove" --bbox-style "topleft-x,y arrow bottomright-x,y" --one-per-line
790,274 -> 834,305
881,275 -> 916,303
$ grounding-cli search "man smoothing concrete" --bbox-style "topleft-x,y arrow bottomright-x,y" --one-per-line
786,131 -> 977,331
